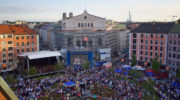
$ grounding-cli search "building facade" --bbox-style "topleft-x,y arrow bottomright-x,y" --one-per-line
129,23 -> 174,65
167,23 -> 180,68
61,11 -> 119,67
0,25 -> 39,71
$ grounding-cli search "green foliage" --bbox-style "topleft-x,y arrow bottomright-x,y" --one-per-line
4,74 -> 16,84
131,54 -> 137,66
28,67 -> 38,76
176,68 -> 180,78
151,57 -> 161,72
82,61 -> 91,70
128,70 -> 143,79
54,61 -> 64,71
178,19 -> 180,23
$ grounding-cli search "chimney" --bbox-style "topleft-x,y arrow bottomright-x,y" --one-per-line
63,13 -> 67,20
69,12 -> 73,18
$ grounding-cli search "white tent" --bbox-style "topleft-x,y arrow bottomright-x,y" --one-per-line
132,65 -> 146,71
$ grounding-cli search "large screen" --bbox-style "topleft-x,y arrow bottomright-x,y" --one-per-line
71,55 -> 88,65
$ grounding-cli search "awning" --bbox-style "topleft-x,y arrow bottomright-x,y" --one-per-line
19,51 -> 62,60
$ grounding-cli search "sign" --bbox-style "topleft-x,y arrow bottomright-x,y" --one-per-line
99,48 -> 111,60
103,62 -> 112,68
83,37 -> 88,41
2,64 -> 7,69
121,58 -> 124,62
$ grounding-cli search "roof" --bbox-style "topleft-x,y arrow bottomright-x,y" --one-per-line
0,25 -> 37,35
19,51 -> 62,60
0,76 -> 18,100
169,23 -> 180,34
131,22 -> 174,33
9,25 -> 37,34
0,25 -> 12,34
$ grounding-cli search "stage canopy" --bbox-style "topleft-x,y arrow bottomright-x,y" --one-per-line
19,51 -> 62,60
64,81 -> 75,87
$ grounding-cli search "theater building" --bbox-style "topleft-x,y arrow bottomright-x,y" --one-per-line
61,10 -> 118,67
0,25 -> 39,72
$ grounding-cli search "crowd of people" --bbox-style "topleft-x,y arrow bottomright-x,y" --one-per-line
6,64 -> 180,100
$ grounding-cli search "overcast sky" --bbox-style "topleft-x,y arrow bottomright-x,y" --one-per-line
0,0 -> 179,22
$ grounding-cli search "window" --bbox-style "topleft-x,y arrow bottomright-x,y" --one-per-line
150,52 -> 153,56
16,43 -> 19,46
8,35 -> 12,38
169,47 -> 171,51
91,23 -> 93,27
81,23 -> 83,27
155,46 -> 158,50
27,42 -> 29,46
84,23 -> 87,27
145,57 -> 147,61
177,54 -> 180,59
27,48 -> 29,52
141,45 -> 143,49
178,41 -> 180,45
84,16 -> 87,19
132,50 -> 136,55
32,48 -> 34,51
2,48 -> 6,51
151,34 -> 153,38
160,47 -> 163,51
145,46 -> 148,50
169,60 -> 171,64
21,42 -> 24,46
141,34 -> 143,38
67,38 -> 72,46
173,54 -> 176,58
17,49 -> 19,53
27,36 -> 29,39
146,34 -> 148,38
174,40 -> 176,45
150,46 -> 153,50
32,36 -> 34,39
8,41 -> 12,44
161,34 -> 163,38
88,23 -> 90,27
82,41 -> 87,47
173,47 -> 176,52
21,48 -> 24,52
16,36 -> 19,40
32,42 -> 34,46
169,53 -> 171,58
145,51 -> 148,55
21,36 -> 24,39
133,34 -> 136,38
2,54 -> 6,57
169,40 -> 172,44
98,38 -> 102,47
1,41 -> 6,45
88,40 -> 93,47
76,40 -> 81,46
133,39 -> 136,44
133,45 -> 136,49
78,23 -> 80,27
151,40 -> 153,44
155,40 -> 158,44
156,34 -> 158,38
146,40 -> 148,44
8,53 -> 13,57
8,47 -> 13,50
179,35 -> 180,38
140,51 -> 143,55
140,57 -> 143,60
160,53 -> 162,57
3,60 -> 6,63
155,52 -> 158,56
141,40 -> 143,43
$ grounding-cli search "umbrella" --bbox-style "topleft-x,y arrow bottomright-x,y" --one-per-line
146,72 -> 155,76
115,69 -> 122,73
64,81 -> 75,87
124,71 -> 128,75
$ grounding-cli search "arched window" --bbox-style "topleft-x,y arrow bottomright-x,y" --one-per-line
91,23 -> 93,27
76,40 -> 81,47
98,38 -> 102,47
78,23 -> 80,27
81,23 -> 83,27
88,23 -> 90,27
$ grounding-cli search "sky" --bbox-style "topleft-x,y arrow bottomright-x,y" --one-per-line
0,0 -> 179,22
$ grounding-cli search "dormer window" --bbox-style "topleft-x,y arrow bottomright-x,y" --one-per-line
84,16 -> 87,20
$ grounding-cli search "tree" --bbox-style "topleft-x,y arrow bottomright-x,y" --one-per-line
131,54 -> 137,66
178,19 -> 180,23
28,67 -> 38,76
4,74 -> 16,84
151,57 -> 161,72
82,61 -> 91,70
54,61 -> 64,71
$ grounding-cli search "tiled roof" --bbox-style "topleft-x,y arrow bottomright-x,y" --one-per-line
131,22 -> 174,33
0,25 -> 12,34
0,25 -> 37,34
